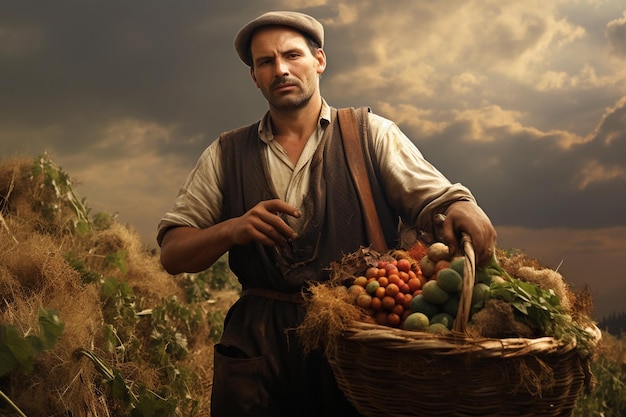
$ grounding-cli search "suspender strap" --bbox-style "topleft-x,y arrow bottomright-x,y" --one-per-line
337,107 -> 387,253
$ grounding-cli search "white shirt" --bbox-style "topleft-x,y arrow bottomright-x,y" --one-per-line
157,100 -> 474,245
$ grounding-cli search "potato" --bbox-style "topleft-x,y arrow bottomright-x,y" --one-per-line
427,242 -> 450,262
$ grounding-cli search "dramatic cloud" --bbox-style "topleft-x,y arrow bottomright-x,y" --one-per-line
606,11 -> 626,58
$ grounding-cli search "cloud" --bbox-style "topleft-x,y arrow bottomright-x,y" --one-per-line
371,94 -> 626,229
323,0 -> 589,99
606,11 -> 626,58
58,118 -> 195,243
573,159 -> 626,189
593,95 -> 626,145
375,102 -> 447,138
0,1 -> 253,160
451,72 -> 485,95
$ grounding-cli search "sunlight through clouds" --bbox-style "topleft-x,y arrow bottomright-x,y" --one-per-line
574,159 -> 626,189
376,102 -> 447,137
451,72 -> 484,95
606,11 -> 626,58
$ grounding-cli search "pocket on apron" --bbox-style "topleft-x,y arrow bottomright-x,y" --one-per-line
210,343 -> 273,417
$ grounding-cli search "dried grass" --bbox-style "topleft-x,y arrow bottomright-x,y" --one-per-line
0,231 -> 108,416
0,156 -> 216,416
297,283 -> 366,356
468,299 -> 535,339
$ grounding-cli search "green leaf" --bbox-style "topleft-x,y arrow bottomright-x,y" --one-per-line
0,344 -> 19,377
111,369 -> 134,405
105,250 -> 128,274
1,326 -> 35,374
25,334 -> 44,356
133,388 -> 178,417
101,276 -> 120,298
38,308 -> 65,349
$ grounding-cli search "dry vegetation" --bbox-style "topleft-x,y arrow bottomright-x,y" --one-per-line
0,154 -> 238,416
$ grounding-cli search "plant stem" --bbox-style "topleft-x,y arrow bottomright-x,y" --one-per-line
0,389 -> 28,417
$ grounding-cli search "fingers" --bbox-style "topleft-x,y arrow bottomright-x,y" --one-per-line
233,199 -> 300,247
434,213 -> 458,255
263,199 -> 301,219
434,203 -> 497,266
253,211 -> 297,244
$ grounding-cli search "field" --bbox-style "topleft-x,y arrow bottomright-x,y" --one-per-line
1,154 -> 625,416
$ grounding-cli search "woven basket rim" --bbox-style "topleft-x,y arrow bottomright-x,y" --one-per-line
339,320 -> 601,358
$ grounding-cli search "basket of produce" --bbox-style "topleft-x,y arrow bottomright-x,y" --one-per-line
297,234 -> 600,417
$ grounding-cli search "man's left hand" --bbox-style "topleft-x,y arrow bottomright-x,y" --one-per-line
436,201 -> 497,266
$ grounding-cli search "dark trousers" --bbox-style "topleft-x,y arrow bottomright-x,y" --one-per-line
210,297 -> 361,417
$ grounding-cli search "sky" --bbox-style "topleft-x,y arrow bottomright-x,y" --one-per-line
1,0 -> 625,320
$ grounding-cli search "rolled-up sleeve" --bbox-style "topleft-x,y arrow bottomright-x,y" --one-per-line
369,113 -> 475,237
156,140 -> 224,246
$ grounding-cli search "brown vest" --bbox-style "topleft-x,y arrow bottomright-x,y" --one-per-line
219,107 -> 398,292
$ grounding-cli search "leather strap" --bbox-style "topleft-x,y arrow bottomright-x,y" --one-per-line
337,107 -> 387,253
241,288 -> 305,304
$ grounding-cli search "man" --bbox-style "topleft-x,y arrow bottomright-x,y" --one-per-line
157,10 -> 497,417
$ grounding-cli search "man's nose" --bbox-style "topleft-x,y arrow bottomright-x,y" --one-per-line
275,58 -> 289,76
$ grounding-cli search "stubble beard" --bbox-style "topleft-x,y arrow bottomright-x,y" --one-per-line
270,91 -> 313,111
264,77 -> 315,111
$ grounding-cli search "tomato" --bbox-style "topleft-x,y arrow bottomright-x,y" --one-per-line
353,276 -> 368,287
387,313 -> 401,327
391,303 -> 405,317
365,267 -> 379,279
381,296 -> 396,310
375,286 -> 386,299
408,277 -> 422,292
387,274 -> 401,286
402,293 -> 413,309
397,258 -> 411,273
385,283 -> 400,298
356,293 -> 372,309
434,260 -> 451,274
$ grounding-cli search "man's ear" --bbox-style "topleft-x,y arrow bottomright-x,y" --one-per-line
316,49 -> 327,75
250,66 -> 259,88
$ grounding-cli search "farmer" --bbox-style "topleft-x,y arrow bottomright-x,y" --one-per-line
157,10 -> 497,417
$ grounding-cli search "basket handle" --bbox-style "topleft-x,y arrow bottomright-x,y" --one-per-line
452,232 -> 476,334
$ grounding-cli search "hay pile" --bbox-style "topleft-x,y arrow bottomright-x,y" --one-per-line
0,155 -> 218,416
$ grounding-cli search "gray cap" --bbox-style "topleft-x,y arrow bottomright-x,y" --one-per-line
234,11 -> 324,66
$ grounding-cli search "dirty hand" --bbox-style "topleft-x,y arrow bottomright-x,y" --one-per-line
435,201 -> 497,266
231,199 -> 301,247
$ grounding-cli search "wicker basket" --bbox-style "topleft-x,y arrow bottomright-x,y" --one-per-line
326,235 -> 599,417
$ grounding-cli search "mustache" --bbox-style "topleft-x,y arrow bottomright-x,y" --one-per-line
271,77 -> 299,88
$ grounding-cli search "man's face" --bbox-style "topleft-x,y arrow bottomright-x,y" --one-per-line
249,26 -> 326,111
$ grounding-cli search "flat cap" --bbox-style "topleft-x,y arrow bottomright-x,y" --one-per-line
234,11 -> 324,66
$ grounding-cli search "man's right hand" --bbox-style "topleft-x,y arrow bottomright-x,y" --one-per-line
231,199 -> 301,247
160,199 -> 300,275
